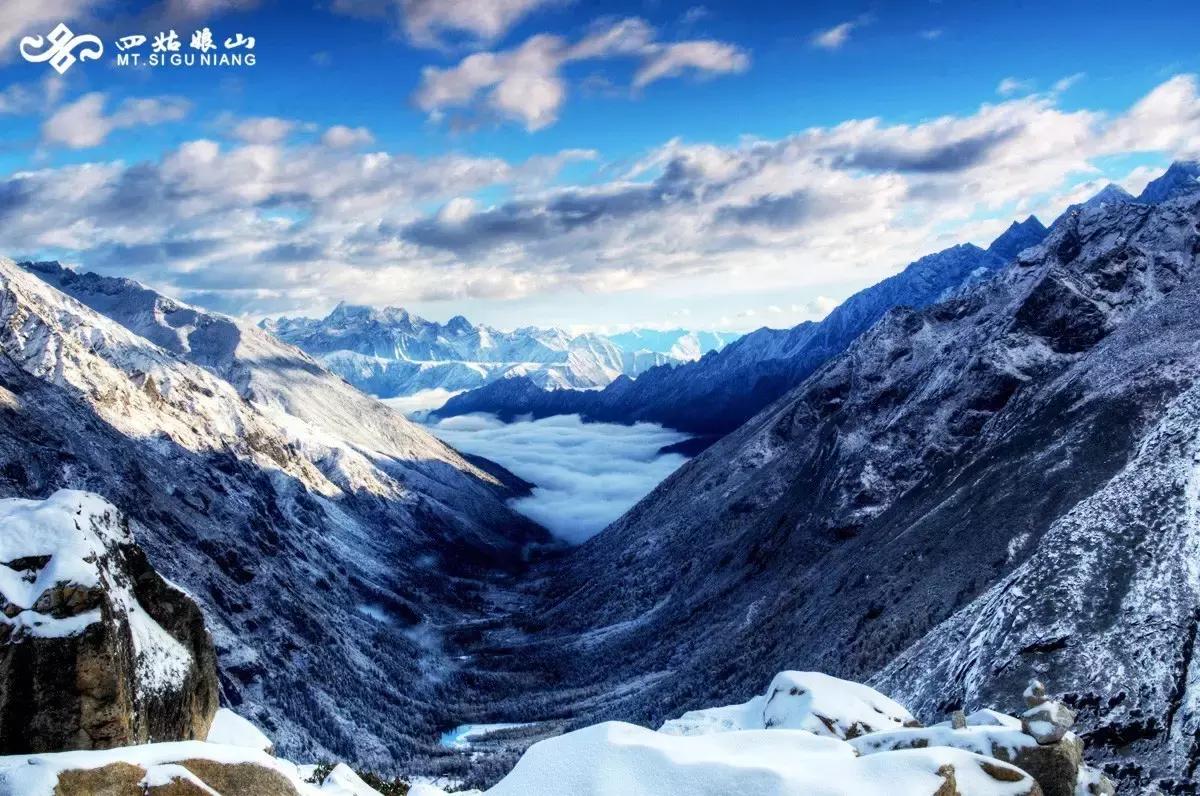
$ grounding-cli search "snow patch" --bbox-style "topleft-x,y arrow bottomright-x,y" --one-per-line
205,708 -> 273,752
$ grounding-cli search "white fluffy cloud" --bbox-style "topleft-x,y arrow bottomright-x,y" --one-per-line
321,125 -> 375,148
3,75 -> 1200,321
41,92 -> 190,149
414,17 -> 750,130
402,0 -> 560,48
428,413 -> 690,543
231,116 -> 297,145
331,0 -> 561,48
997,77 -> 1033,96
812,20 -> 860,50
633,40 -> 749,89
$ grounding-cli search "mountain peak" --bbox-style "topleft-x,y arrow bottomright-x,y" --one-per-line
1137,160 -> 1200,204
987,215 -> 1049,261
446,314 -> 474,334
1084,183 -> 1135,209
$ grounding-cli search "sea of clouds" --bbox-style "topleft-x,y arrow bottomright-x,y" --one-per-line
426,413 -> 691,544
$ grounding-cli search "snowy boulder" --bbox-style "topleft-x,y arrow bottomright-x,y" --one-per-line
1021,700 -> 1075,745
849,724 -> 1082,796
659,671 -> 918,739
0,491 -> 218,753
478,721 -> 1039,795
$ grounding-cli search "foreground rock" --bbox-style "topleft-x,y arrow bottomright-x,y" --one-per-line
662,672 -> 1114,796
0,491 -> 218,753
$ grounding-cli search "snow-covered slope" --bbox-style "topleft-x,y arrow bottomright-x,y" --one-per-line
659,671 -> 916,739
0,259 -> 548,772
261,306 -> 726,399
475,722 -> 1038,796
461,167 -> 1200,789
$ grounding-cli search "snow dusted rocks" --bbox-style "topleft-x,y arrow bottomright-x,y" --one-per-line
659,671 -> 917,739
659,671 -> 1101,796
849,707 -> 1084,796
1019,680 -> 1075,745
0,491 -> 218,753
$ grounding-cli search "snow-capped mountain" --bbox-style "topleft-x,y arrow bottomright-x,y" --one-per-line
437,238 -> 1027,437
261,306 -> 728,399
462,167 -> 1200,790
605,329 -> 739,363
0,259 -> 549,772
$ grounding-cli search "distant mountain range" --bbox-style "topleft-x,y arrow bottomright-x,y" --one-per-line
261,306 -> 737,399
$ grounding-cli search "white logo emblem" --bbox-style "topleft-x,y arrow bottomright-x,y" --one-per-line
19,23 -> 104,75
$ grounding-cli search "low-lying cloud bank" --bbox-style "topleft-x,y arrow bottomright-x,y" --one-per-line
427,413 -> 689,544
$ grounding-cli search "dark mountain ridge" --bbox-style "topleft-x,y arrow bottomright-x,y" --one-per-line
436,239 -> 1029,437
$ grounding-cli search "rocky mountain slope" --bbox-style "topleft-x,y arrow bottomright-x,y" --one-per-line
262,305 -> 728,399
0,259 -> 549,772
465,169 -> 1200,789
437,237 -> 1032,437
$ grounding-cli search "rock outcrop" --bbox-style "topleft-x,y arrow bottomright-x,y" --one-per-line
0,491 -> 218,753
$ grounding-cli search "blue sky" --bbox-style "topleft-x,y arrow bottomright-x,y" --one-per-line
1,0 -> 1199,332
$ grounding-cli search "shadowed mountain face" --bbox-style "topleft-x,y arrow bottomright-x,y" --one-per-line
452,180 -> 1200,790
0,259 -> 550,774
435,239 -> 1031,438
